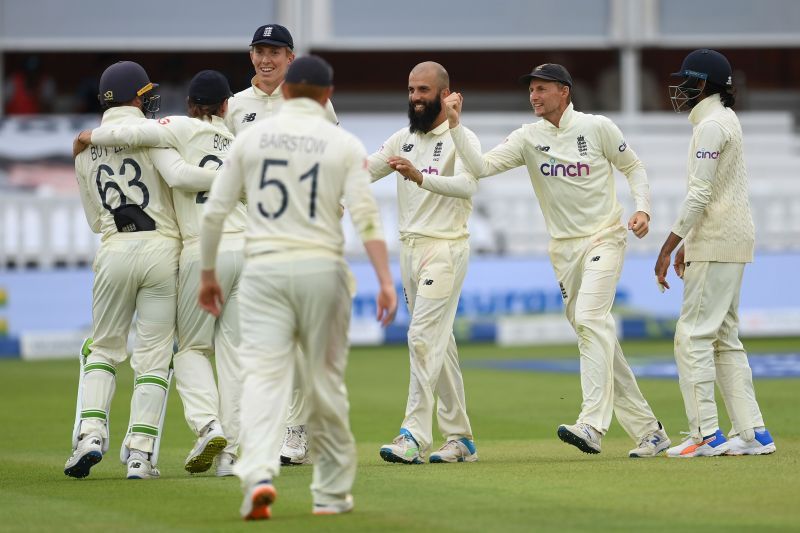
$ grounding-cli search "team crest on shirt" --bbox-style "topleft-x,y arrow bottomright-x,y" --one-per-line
432,141 -> 443,161
576,135 -> 588,157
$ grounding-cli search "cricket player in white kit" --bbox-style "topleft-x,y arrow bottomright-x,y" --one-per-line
371,62 -> 480,464
82,70 -> 247,475
435,64 -> 670,457
65,61 -> 179,479
655,49 -> 776,458
225,24 -> 337,464
199,56 -> 397,520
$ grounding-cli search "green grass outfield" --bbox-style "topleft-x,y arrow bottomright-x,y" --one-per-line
1,338 -> 798,532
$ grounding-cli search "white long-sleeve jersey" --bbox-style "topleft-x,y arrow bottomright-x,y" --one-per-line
75,106 -> 180,241
671,94 -> 754,263
446,103 -> 650,240
90,114 -> 247,244
201,98 -> 384,269
225,78 -> 338,135
368,120 -> 481,241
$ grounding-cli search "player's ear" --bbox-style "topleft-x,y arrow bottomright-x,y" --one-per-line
440,87 -> 451,100
287,50 -> 295,63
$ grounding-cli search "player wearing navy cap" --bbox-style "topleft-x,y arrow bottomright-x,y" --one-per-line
225,24 -> 339,465
78,69 -> 248,476
65,61 -> 180,480
199,55 -> 396,520
408,63 -> 671,458
225,24 -> 338,134
655,49 -> 776,458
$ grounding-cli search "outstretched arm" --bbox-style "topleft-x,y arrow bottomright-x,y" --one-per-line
445,92 -> 524,180
149,147 -> 218,192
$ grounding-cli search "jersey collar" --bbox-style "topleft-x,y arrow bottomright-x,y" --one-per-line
281,97 -> 329,117
420,120 -> 449,136
250,77 -> 283,98
101,105 -> 145,124
540,102 -> 575,131
688,93 -> 722,126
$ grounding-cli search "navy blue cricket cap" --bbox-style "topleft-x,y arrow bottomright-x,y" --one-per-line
519,63 -> 573,88
671,49 -> 733,86
251,23 -> 293,49
188,70 -> 232,105
285,55 -> 333,87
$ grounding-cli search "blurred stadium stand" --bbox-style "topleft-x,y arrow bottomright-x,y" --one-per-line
1,0 -> 799,267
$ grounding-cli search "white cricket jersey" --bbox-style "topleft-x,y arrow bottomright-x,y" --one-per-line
75,106 -> 180,241
201,98 -> 384,269
368,120 -> 481,240
90,115 -> 248,244
671,94 -> 754,263
225,78 -> 338,135
449,103 -> 650,240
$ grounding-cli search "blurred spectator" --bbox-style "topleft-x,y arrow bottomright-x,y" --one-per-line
4,56 -> 56,115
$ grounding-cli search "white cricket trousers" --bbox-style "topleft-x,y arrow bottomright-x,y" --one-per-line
674,261 -> 765,441
549,225 -> 659,439
399,236 -> 473,453
173,235 -> 244,455
233,255 -> 355,506
79,234 -> 179,453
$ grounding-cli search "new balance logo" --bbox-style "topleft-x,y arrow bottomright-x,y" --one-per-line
130,462 -> 141,468
651,435 -> 661,445
402,143 -> 414,152
242,113 -> 256,123
591,256 -> 600,262
423,279 -> 434,286
535,144 -> 550,152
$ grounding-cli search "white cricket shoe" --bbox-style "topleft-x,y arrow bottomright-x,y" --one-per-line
379,429 -> 423,464
429,438 -> 478,463
666,429 -> 729,458
64,433 -> 103,478
240,480 -> 277,521
280,425 -> 312,465
557,423 -> 602,454
313,494 -> 354,515
726,428 -> 776,456
184,420 -> 227,473
629,421 -> 671,458
127,450 -> 160,479
215,451 -> 237,477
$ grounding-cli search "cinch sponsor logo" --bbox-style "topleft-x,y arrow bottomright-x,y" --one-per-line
420,166 -> 439,175
696,149 -> 720,159
540,159 -> 590,177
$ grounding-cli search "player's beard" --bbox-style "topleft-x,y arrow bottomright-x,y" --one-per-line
408,97 -> 442,134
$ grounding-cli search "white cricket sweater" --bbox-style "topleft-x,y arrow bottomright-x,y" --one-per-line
75,106 -> 180,242
201,98 -> 384,269
225,78 -> 338,135
671,94 -> 754,263
448,103 -> 650,240
368,120 -> 481,241
90,114 -> 247,244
